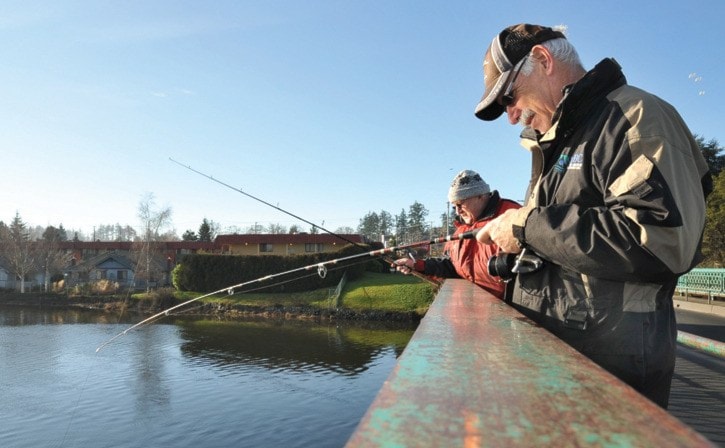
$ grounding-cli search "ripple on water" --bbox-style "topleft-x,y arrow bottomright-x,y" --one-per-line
0,308 -> 415,448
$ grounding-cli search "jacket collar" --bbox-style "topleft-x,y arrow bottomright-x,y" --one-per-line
553,58 -> 626,130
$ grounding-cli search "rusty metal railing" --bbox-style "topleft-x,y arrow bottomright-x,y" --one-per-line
678,331 -> 725,359
346,279 -> 713,447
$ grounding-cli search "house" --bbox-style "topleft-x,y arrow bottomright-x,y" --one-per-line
0,233 -> 365,291
0,256 -> 13,290
214,233 -> 365,256
65,251 -> 136,288
57,240 -> 217,267
0,254 -> 41,291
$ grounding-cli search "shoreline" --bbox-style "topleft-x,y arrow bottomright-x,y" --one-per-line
0,293 -> 423,323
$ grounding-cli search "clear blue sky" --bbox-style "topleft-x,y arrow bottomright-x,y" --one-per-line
0,1 -> 722,238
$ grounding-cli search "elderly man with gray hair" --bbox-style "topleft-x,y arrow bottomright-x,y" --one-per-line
473,23 -> 711,408
394,169 -> 520,299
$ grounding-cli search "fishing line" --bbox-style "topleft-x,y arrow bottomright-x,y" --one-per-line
57,340 -> 106,448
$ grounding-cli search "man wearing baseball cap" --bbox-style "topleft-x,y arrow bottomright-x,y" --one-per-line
474,23 -> 711,408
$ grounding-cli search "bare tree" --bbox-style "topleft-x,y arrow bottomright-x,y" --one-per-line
246,223 -> 264,234
39,225 -> 73,292
223,225 -> 243,234
266,223 -> 287,234
132,193 -> 173,292
1,213 -> 38,292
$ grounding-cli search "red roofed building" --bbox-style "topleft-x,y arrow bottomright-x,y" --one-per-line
214,233 -> 365,256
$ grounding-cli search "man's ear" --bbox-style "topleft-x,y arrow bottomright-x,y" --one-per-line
530,45 -> 554,74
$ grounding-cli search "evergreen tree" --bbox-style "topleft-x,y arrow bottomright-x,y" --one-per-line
407,201 -> 429,241
695,135 -> 724,266
199,218 -> 214,242
395,209 -> 408,243
357,211 -> 381,241
41,224 -> 67,242
379,211 -> 393,237
695,134 -> 724,177
182,230 -> 199,241
703,173 -> 725,266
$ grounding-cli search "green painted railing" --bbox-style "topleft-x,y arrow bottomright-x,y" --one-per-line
677,268 -> 725,302
346,279 -> 713,447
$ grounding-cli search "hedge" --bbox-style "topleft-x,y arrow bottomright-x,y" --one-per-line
172,243 -> 383,293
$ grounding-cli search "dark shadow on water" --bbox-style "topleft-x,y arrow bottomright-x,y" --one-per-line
174,317 -> 416,376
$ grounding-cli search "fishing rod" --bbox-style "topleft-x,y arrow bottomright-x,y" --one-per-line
169,157 -> 362,247
95,229 -> 479,352
169,157 -> 437,284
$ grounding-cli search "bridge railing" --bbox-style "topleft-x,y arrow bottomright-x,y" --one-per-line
676,268 -> 725,302
346,279 -> 713,447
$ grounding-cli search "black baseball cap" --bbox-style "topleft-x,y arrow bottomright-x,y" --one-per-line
474,24 -> 566,121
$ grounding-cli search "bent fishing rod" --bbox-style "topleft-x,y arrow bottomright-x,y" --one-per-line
95,229 -> 479,353
169,157 -> 437,284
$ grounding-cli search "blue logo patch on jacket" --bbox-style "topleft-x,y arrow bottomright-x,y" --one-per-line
554,153 -> 584,172
554,155 -> 570,173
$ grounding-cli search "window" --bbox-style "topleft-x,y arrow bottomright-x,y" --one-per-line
259,243 -> 273,253
118,270 -> 126,281
305,243 -> 323,253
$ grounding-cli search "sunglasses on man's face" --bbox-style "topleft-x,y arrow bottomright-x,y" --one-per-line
498,53 -> 530,107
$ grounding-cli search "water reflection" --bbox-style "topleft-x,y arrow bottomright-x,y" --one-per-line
0,305 -> 416,448
0,306 -> 129,326
132,326 -> 172,414
176,318 -> 415,376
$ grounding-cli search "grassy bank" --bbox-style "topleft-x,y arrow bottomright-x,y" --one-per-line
0,272 -> 438,319
169,272 -> 437,316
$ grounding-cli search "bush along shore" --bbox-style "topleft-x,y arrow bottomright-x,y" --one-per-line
0,273 -> 439,323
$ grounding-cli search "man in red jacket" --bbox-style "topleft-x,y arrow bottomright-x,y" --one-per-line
393,169 -> 520,299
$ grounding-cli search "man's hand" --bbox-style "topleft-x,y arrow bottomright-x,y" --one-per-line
391,257 -> 415,275
476,208 -> 526,253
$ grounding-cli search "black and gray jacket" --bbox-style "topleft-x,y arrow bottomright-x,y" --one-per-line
510,58 -> 711,355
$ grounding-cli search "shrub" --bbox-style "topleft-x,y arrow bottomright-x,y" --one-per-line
91,279 -> 120,295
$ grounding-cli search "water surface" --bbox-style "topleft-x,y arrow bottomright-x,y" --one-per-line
0,305 -> 415,448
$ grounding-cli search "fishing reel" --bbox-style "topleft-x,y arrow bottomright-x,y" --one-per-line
487,248 -> 544,282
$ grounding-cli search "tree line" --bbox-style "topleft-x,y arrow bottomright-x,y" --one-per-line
355,200 -> 454,246
0,136 -> 723,294
356,135 -> 725,267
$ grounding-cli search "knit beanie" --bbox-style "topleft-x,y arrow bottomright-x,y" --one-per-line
448,170 -> 491,203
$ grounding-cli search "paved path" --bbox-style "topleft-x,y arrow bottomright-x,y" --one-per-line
671,302 -> 725,446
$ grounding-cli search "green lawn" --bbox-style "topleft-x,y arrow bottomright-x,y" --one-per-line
153,271 -> 437,316
339,272 -> 437,314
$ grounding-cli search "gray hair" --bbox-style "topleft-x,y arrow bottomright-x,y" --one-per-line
521,36 -> 583,75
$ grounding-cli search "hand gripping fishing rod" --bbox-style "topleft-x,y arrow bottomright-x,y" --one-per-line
95,229 -> 479,352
